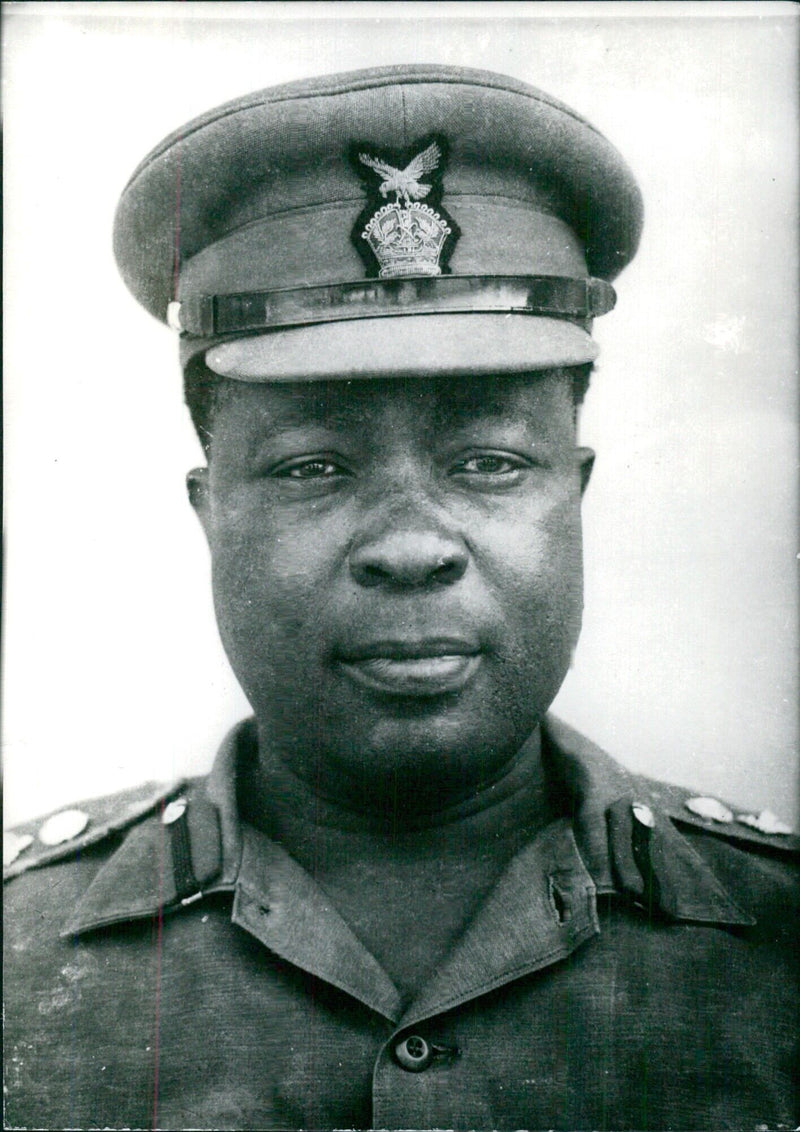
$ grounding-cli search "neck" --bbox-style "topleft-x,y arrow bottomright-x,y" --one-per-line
243,724 -> 547,837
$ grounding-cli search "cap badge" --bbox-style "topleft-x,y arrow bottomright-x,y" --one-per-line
352,135 -> 459,279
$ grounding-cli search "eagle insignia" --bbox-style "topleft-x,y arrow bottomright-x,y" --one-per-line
351,135 -> 459,279
358,140 -> 442,204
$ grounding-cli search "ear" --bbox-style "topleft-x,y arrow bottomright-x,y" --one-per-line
186,467 -> 212,538
576,446 -> 595,496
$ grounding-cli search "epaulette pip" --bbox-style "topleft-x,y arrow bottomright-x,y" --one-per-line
3,780 -> 185,882
635,775 -> 800,855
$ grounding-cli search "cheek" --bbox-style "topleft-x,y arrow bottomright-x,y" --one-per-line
207,500 -> 344,642
480,492 -> 584,597
479,496 -> 585,672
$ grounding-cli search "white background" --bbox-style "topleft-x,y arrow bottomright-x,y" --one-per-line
3,2 -> 798,827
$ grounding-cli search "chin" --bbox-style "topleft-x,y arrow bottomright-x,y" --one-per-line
329,701 -> 539,797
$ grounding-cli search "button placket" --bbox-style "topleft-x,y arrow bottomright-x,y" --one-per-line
374,1025 -> 463,1128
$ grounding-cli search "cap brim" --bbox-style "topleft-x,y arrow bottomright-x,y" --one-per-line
203,313 -> 597,382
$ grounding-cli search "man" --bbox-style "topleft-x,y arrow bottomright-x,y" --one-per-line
4,65 -> 798,1131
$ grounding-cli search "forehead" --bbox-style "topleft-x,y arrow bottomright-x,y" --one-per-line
212,370 -> 575,437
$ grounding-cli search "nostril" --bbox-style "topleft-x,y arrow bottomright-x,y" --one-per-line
356,559 -> 465,588
433,557 -> 466,584
359,563 -> 391,587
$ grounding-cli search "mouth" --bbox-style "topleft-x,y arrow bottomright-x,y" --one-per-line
337,638 -> 482,696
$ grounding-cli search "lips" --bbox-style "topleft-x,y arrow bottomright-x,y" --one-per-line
337,638 -> 482,696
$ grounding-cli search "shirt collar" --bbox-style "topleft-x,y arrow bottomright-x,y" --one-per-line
64,714 -> 754,941
543,716 -> 754,926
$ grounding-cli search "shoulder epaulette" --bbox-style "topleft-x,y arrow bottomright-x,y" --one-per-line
3,779 -> 185,882
634,774 -> 800,855
60,781 -> 226,936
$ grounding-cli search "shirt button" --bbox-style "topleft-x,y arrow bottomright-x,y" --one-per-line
394,1034 -> 433,1072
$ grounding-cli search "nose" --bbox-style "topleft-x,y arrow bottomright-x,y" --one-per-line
349,526 -> 469,589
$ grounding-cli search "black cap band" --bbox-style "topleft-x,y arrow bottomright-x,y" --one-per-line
169,275 -> 616,339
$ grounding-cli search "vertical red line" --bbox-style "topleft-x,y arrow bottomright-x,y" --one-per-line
153,136 -> 182,1132
152,800 -> 167,1131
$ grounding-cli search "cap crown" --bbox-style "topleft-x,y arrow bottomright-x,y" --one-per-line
114,65 -> 643,380
115,64 -> 643,323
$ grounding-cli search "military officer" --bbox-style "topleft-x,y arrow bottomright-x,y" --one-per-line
4,65 -> 798,1131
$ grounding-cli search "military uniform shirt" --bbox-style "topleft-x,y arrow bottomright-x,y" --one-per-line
4,716 -> 799,1130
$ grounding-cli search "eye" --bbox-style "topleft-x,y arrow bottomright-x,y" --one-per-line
450,453 -> 527,476
272,457 -> 346,480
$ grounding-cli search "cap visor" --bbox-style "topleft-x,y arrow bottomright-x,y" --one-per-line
203,313 -> 597,381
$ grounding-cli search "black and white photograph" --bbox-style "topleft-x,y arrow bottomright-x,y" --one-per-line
3,3 -> 798,1129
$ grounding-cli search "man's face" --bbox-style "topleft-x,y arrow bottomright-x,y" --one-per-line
190,371 -> 593,807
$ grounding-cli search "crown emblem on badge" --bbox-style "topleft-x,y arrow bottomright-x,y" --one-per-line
352,136 -> 459,279
362,200 -> 451,279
